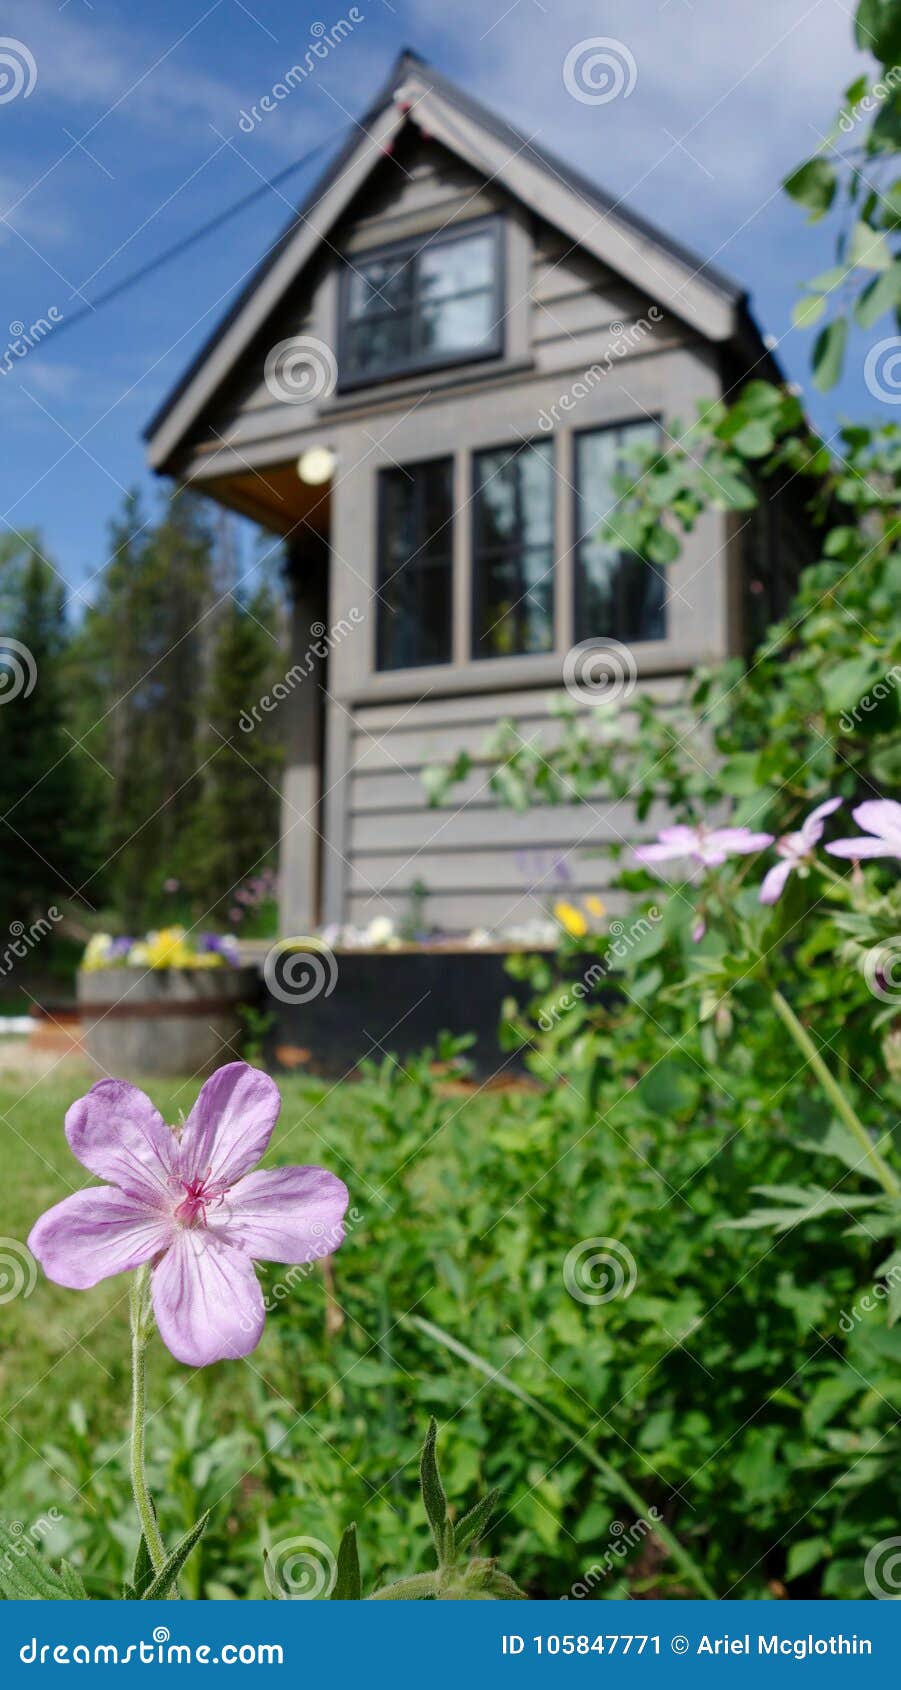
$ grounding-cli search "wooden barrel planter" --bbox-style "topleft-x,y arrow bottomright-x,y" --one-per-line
77,966 -> 260,1079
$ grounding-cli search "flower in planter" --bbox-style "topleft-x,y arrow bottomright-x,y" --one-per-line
634,823 -> 773,870
825,798 -> 901,862
82,926 -> 239,971
28,1062 -> 349,1366
759,797 -> 842,903
554,900 -> 588,939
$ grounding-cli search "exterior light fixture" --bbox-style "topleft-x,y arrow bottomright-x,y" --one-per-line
296,446 -> 336,485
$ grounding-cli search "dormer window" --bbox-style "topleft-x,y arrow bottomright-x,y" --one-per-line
339,218 -> 503,387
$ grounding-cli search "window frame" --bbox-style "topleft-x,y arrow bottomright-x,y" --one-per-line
571,416 -> 667,647
470,436 -> 557,662
375,452 -> 456,673
337,216 -> 505,391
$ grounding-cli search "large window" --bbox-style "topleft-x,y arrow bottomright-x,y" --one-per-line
574,421 -> 666,644
377,458 -> 454,671
472,440 -> 555,659
341,220 -> 502,386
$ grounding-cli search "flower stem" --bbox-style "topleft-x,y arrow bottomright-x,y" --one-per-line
770,987 -> 901,1198
129,1267 -> 167,1575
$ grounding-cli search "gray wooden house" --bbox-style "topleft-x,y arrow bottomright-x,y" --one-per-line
146,50 -> 796,940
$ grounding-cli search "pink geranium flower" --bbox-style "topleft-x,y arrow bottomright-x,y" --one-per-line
759,797 -> 842,905
634,823 -> 773,871
28,1063 -> 349,1367
825,799 -> 901,862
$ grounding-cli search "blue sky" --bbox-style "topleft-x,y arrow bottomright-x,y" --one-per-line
0,0 -> 875,599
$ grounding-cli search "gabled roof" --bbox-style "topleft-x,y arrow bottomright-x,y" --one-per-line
145,49 -> 760,472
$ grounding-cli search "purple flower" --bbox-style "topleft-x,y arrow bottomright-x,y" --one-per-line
108,936 -> 134,960
634,823 -> 773,871
27,1063 -> 349,1367
199,932 -> 240,965
825,799 -> 901,862
759,797 -> 842,905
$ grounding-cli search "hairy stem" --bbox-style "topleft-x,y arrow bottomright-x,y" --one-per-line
129,1267 -> 167,1575
770,987 -> 900,1198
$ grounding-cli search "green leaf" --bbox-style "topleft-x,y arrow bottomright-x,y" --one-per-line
812,317 -> 848,391
792,294 -> 826,330
131,1524 -> 156,1599
731,418 -> 775,458
420,1419 -> 450,1563
786,1536 -> 830,1580
330,1523 -> 362,1600
454,1489 -> 500,1554
0,1528 -> 87,1602
140,1513 -> 209,1600
847,219 -> 892,270
784,158 -> 836,218
855,262 -> 901,327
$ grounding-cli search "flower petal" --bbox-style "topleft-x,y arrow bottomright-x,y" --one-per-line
178,1063 -> 281,1192
223,1166 -> 349,1263
28,1187 -> 175,1290
151,1230 -> 264,1366
852,798 -> 901,844
65,1081 -> 178,1207
759,860 -> 792,905
800,796 -> 842,845
825,836 -> 897,859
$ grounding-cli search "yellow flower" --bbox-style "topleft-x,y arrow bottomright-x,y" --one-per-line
585,894 -> 606,918
145,926 -> 194,969
554,900 -> 588,939
82,934 -> 113,972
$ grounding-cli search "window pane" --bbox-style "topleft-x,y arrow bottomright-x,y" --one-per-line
347,316 -> 413,376
420,291 -> 494,355
574,423 -> 665,643
473,442 -> 555,658
347,257 -> 412,319
378,460 -> 454,670
418,231 -> 494,300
